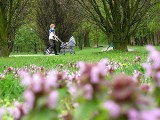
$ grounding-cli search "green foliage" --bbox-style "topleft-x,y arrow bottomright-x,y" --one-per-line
23,109 -> 58,120
74,101 -> 97,120
1,46 -> 160,119
135,2 -> 160,38
14,25 -> 44,53
0,46 -> 160,101
0,76 -> 23,101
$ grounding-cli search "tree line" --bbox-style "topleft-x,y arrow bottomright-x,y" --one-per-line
0,0 -> 160,56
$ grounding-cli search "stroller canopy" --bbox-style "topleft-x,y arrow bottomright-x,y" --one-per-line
68,36 -> 76,46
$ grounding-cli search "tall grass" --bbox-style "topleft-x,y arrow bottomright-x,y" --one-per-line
0,46 -> 158,101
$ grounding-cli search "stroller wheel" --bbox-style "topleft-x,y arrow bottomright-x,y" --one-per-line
44,51 -> 48,55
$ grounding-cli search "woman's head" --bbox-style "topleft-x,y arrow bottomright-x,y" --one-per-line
50,24 -> 55,28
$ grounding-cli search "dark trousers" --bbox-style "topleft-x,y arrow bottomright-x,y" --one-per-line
45,44 -> 51,51
49,39 -> 57,54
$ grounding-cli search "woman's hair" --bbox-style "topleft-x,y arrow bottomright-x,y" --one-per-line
50,24 -> 55,28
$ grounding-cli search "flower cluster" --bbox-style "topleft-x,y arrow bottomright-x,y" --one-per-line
143,45 -> 160,83
133,56 -> 141,63
1,46 -> 160,120
0,64 -> 46,81
74,59 -> 110,101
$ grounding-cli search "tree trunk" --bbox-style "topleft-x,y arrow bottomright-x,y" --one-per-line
78,33 -> 83,50
152,32 -> 155,45
0,37 -> 9,57
112,32 -> 129,51
84,30 -> 90,47
34,42 -> 37,54
114,42 -> 128,51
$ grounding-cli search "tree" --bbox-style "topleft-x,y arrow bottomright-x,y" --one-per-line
76,0 -> 159,51
132,1 -> 160,46
0,0 -> 30,57
14,25 -> 43,53
36,0 -> 84,51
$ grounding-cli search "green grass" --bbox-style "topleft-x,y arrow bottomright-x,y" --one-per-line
0,46 -> 159,101
0,46 -> 152,72
0,46 -> 152,76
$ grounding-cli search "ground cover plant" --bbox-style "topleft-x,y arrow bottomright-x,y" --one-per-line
0,46 -> 160,120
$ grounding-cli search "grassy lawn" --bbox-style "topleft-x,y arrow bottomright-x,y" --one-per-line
0,45 -> 160,119
0,46 -> 151,71
0,46 -> 159,100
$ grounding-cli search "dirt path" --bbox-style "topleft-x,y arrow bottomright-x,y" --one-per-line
10,54 -> 56,57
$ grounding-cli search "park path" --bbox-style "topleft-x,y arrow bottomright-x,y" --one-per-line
10,54 -> 56,57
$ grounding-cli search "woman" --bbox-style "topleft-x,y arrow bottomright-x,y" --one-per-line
48,24 -> 58,55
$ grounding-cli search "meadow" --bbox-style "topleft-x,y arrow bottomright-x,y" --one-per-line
0,45 -> 160,120
0,46 -> 149,72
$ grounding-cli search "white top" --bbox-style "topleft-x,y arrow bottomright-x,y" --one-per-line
49,32 -> 59,42
49,32 -> 56,40
49,32 -> 54,39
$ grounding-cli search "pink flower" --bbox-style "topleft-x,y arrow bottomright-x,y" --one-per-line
98,59 -> 109,75
90,67 -> 100,83
23,90 -> 35,111
111,75 -> 138,102
13,108 -> 21,119
21,104 -> 29,114
68,86 -> 77,95
73,102 -> 79,108
0,73 -> 5,79
140,84 -> 151,93
0,108 -> 6,119
19,71 -> 32,86
146,45 -> 160,69
133,70 -> 141,82
47,91 -> 59,109
84,84 -> 93,100
128,109 -> 139,120
9,107 -> 21,120
146,45 -> 156,52
78,62 -> 86,75
90,59 -> 108,83
14,102 -> 21,108
142,63 -> 152,77
155,72 -> 160,86
106,65 -> 115,74
32,73 -> 43,92
45,70 -> 58,90
103,101 -> 120,118
135,56 -> 141,62
140,109 -> 160,120
23,66 -> 28,71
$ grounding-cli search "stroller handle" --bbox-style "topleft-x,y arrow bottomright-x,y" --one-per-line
53,34 -> 63,43
57,37 -> 63,43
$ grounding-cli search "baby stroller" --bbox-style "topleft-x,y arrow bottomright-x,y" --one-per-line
60,36 -> 76,55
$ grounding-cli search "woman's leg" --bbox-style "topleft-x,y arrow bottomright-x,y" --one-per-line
44,44 -> 51,54
53,40 -> 57,55
49,39 -> 54,54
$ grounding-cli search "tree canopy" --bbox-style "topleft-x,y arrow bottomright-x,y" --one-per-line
75,0 -> 159,51
0,0 -> 30,56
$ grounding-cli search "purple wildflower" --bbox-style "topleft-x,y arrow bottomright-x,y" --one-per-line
32,73 -> 44,92
84,84 -> 93,100
0,108 -> 6,119
103,101 -> 120,118
128,109 -> 139,120
23,90 -> 35,111
19,71 -> 32,87
47,91 -> 59,109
